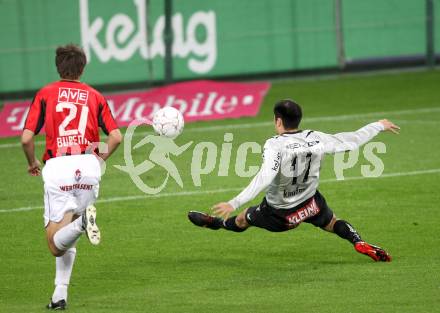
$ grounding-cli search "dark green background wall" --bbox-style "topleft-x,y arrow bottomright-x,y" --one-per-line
0,0 -> 437,93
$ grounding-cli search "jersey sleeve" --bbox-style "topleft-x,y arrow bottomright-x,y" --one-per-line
23,92 -> 46,134
98,96 -> 118,135
315,122 -> 384,154
228,138 -> 281,210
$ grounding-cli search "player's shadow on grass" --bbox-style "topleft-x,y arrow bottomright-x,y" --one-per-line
174,251 -> 361,270
255,250 -> 362,265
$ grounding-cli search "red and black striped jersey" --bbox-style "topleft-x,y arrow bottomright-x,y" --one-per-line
24,80 -> 118,162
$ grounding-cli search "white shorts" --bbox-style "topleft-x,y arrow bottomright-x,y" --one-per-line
42,154 -> 101,227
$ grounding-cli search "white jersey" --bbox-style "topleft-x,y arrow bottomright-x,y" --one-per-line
228,122 -> 384,210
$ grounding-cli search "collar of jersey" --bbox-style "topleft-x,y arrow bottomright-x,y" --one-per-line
281,130 -> 302,135
59,79 -> 81,83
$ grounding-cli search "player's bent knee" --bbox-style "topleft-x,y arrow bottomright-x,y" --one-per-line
48,242 -> 65,257
52,250 -> 65,257
46,234 -> 65,257
323,215 -> 337,232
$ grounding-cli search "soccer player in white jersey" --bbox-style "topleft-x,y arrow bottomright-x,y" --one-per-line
188,99 -> 399,262
21,44 -> 122,309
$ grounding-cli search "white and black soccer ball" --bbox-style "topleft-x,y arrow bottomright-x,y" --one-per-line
152,107 -> 184,139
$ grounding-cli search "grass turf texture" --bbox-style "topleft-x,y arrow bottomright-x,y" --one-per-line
0,70 -> 439,313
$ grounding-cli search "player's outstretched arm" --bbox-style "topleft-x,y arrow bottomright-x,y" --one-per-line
99,129 -> 123,161
212,164 -> 276,220
212,139 -> 280,219
318,119 -> 400,154
21,129 -> 41,176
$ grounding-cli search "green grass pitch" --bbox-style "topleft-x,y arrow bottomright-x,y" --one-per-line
0,69 -> 439,313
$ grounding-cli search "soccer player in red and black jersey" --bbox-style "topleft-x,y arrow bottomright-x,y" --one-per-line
21,44 -> 122,310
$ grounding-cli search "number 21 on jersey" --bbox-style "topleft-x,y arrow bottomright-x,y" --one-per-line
56,102 -> 89,136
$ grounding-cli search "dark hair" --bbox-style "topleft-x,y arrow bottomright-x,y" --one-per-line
273,99 -> 302,129
55,44 -> 87,80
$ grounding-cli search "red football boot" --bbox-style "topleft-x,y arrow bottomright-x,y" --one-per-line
354,241 -> 392,262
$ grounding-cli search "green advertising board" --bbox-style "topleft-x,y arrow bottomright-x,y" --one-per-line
0,0 -> 436,94
342,0 -> 426,60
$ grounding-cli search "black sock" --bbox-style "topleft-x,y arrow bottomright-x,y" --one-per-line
222,216 -> 247,232
333,220 -> 362,244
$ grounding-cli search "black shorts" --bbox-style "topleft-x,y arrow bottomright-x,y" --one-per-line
245,191 -> 334,232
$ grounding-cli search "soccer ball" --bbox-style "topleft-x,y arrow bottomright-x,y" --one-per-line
152,107 -> 184,139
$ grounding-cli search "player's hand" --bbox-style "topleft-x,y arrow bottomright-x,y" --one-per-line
212,202 -> 234,220
28,159 -> 41,176
378,119 -> 400,134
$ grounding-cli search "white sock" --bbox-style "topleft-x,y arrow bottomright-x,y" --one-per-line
53,218 -> 84,251
52,247 -> 77,302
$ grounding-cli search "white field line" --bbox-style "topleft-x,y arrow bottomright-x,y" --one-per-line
1,168 -> 439,214
1,106 -> 439,149
391,119 -> 440,124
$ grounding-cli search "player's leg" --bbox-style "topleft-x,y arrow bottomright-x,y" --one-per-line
47,209 -> 98,310
47,206 -> 100,254
311,191 -> 391,262
43,177 -> 98,256
187,208 -> 250,232
45,191 -> 100,309
44,155 -> 102,310
306,191 -> 391,261
48,241 -> 77,309
43,166 -> 81,309
322,215 -> 391,262
52,186 -> 100,252
46,208 -> 99,310
46,205 -> 100,258
46,211 -> 83,256
44,212 -> 80,310
224,209 -> 250,231
188,199 -> 288,232
322,214 -> 362,244
305,192 -> 360,243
